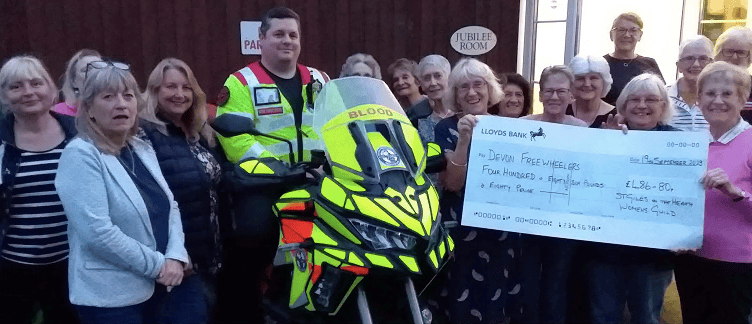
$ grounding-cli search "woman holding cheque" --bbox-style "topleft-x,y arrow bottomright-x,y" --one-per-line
55,63 -> 192,323
673,61 -> 752,323
595,73 -> 679,324
433,57 -> 521,323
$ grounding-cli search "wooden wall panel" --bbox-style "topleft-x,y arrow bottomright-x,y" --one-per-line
1,0 -> 520,104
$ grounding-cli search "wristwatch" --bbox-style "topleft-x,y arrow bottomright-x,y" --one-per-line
733,190 -> 746,202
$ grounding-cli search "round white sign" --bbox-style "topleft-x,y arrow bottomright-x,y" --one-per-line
450,26 -> 497,56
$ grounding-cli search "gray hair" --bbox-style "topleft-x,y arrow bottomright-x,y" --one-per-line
568,54 -> 613,97
339,53 -> 382,80
0,55 -> 58,114
539,65 -> 575,91
615,73 -> 673,125
443,58 -> 504,113
698,61 -> 752,104
677,35 -> 713,60
76,65 -> 144,154
713,27 -> 752,67
417,54 -> 451,79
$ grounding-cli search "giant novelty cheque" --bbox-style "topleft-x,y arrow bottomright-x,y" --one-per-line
462,116 -> 709,250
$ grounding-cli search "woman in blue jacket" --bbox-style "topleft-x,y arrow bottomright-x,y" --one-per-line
55,61 -> 192,323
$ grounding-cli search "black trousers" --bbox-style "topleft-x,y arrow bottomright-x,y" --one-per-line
216,192 -> 280,324
0,258 -> 79,324
674,254 -> 752,324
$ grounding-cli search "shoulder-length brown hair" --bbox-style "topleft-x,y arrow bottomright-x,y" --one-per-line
141,58 -> 214,145
76,65 -> 144,155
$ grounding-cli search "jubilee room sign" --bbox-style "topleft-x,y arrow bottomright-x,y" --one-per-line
450,26 -> 497,56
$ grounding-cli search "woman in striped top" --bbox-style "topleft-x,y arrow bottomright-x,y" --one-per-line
668,35 -> 713,132
0,55 -> 79,323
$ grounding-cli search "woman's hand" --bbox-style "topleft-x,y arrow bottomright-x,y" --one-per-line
701,168 -> 745,199
458,114 -> 479,142
157,258 -> 185,290
602,114 -> 628,134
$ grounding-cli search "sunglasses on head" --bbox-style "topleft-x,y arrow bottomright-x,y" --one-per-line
84,61 -> 130,80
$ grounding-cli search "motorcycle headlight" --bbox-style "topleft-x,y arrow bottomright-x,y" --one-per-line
349,219 -> 417,250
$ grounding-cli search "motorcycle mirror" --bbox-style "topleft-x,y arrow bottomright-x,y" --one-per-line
211,113 -> 262,138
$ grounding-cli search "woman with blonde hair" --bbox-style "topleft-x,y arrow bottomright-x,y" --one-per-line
55,62 -> 196,323
434,57 -> 521,323
140,57 -> 223,322
0,55 -> 80,323
53,49 -> 102,116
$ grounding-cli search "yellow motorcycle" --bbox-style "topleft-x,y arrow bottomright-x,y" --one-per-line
214,77 -> 453,323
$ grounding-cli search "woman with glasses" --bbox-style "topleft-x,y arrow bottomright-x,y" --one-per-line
523,65 -> 588,127
668,35 -> 714,132
713,26 -> 752,120
140,58 -> 223,323
0,55 -> 80,323
53,49 -> 101,116
433,57 -> 522,323
339,53 -> 382,79
565,55 -> 616,128
596,73 -> 679,324
517,65 -> 584,324
603,12 -> 664,106
55,62 -> 195,323
674,61 -> 752,323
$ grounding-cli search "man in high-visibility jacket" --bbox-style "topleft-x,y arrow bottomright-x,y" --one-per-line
215,7 -> 328,323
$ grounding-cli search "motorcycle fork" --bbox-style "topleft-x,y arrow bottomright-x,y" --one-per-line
355,278 -> 424,324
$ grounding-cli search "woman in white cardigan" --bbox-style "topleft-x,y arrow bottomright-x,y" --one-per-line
55,62 -> 193,323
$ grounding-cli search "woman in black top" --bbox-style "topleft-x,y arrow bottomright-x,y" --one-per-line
567,54 -> 616,128
141,58 -> 223,323
603,12 -> 664,105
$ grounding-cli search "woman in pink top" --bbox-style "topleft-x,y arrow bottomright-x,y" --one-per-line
53,49 -> 101,116
674,61 -> 752,323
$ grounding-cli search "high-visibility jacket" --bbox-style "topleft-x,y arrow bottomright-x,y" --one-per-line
217,62 -> 329,163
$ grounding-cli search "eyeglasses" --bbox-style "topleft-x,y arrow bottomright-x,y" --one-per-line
85,61 -> 130,80
679,55 -> 712,64
721,49 -> 750,58
542,88 -> 570,98
458,80 -> 487,94
611,27 -> 642,35
626,97 -> 663,105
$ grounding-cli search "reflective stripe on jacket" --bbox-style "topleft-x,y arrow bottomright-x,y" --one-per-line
217,62 -> 328,163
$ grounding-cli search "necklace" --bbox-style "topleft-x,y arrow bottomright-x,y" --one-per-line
117,144 -> 136,174
622,57 -> 637,67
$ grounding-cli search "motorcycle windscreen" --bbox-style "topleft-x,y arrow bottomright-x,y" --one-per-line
312,76 -> 405,137
313,77 -> 427,183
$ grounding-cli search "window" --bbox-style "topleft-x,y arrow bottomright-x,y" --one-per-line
700,0 -> 748,42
